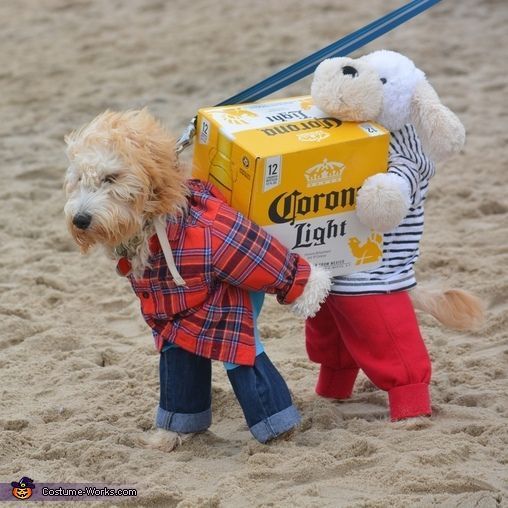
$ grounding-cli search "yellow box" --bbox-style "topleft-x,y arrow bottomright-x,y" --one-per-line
192,96 -> 389,275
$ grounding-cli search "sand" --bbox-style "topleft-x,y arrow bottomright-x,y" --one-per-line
0,0 -> 507,506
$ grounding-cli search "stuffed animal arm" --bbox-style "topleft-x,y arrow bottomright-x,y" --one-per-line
357,147 -> 429,232
355,172 -> 411,233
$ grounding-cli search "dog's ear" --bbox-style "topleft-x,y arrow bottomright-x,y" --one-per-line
63,131 -> 79,194
144,147 -> 184,217
410,80 -> 466,162
124,109 -> 189,217
63,167 -> 75,195
64,130 -> 80,160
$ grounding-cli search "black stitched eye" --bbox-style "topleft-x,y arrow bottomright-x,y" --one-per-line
342,65 -> 358,78
380,78 -> 387,84
103,175 -> 117,184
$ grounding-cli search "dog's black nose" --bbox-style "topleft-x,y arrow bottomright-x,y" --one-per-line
73,213 -> 92,230
342,65 -> 358,78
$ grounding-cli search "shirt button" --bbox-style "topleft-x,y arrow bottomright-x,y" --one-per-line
142,292 -> 150,299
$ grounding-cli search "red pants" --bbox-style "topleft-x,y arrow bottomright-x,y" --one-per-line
305,292 -> 431,420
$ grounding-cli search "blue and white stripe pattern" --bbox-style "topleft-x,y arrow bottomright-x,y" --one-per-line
331,124 -> 435,295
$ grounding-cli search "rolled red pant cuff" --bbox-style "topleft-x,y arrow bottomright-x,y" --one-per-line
388,383 -> 431,421
316,366 -> 359,399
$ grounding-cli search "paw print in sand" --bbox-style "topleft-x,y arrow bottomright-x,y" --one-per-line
349,232 -> 383,265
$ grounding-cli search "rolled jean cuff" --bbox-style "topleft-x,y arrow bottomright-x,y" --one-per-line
388,383 -> 431,421
156,405 -> 212,433
316,366 -> 359,399
250,404 -> 301,444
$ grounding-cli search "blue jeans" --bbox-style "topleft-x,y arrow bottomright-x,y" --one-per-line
156,293 -> 300,443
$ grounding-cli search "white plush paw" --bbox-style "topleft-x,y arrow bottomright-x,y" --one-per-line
356,173 -> 411,233
291,264 -> 331,318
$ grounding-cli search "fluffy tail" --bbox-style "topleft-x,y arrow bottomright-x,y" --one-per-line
410,287 -> 485,331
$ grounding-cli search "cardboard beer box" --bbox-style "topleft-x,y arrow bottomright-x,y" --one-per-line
192,96 -> 389,276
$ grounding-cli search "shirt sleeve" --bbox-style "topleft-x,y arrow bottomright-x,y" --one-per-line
388,153 -> 422,207
210,202 -> 311,304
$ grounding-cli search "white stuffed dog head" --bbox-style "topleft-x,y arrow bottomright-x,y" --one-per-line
311,50 -> 465,162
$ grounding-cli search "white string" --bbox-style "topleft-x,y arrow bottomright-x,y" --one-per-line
154,216 -> 186,286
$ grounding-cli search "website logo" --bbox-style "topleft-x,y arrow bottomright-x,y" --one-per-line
11,477 -> 35,500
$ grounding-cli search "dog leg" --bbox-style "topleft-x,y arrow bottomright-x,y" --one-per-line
134,429 -> 194,452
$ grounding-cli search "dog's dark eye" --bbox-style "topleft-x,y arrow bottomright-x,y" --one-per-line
342,65 -> 358,78
380,78 -> 387,84
103,175 -> 117,184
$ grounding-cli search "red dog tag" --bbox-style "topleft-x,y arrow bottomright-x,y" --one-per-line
116,257 -> 132,276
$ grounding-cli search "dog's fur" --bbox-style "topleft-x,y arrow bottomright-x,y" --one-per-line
64,109 -> 330,317
64,109 -> 189,277
411,287 -> 484,332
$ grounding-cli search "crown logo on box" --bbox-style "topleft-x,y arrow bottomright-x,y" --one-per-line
305,159 -> 345,187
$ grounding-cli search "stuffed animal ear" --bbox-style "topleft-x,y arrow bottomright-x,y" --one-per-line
410,80 -> 465,162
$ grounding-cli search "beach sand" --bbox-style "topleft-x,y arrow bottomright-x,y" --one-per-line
0,0 -> 507,506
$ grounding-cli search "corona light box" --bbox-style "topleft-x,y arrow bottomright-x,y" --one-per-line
192,96 -> 390,276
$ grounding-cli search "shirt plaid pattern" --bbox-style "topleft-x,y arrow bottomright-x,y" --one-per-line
122,180 -> 310,366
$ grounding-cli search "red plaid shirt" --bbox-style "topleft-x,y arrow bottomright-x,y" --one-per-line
118,180 -> 310,366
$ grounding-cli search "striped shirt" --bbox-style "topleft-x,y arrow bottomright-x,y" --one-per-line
331,124 -> 435,295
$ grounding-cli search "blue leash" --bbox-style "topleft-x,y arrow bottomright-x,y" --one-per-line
217,0 -> 441,106
176,0 -> 442,151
